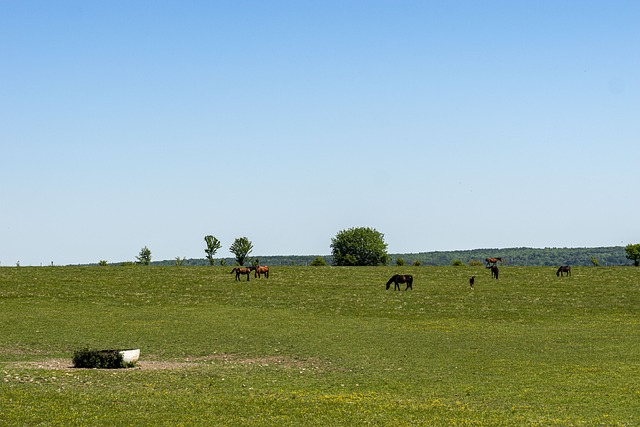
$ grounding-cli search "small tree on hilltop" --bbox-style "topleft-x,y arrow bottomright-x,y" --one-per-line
230,237 -> 253,266
136,246 -> 152,266
330,227 -> 389,266
204,235 -> 222,266
625,243 -> 640,267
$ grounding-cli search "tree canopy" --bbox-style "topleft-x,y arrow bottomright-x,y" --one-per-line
229,237 -> 253,266
204,235 -> 222,266
625,243 -> 640,266
136,246 -> 152,266
330,227 -> 389,266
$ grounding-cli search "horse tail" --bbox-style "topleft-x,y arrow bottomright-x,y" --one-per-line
230,268 -> 236,274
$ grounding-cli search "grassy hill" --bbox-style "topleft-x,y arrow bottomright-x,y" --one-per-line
1,265 -> 638,425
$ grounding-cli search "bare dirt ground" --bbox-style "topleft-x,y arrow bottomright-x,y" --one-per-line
5,353 -> 332,372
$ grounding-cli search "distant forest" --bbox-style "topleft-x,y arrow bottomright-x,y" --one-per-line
150,246 -> 630,267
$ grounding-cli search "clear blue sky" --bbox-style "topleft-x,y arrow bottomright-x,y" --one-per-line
1,1 -> 638,265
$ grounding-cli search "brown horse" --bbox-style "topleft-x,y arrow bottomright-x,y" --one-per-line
487,265 -> 499,279
386,274 -> 413,291
556,266 -> 571,277
485,257 -> 503,266
230,267 -> 252,281
254,265 -> 269,278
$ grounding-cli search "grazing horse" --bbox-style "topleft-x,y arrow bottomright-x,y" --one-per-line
386,274 -> 413,291
470,276 -> 475,289
485,257 -> 503,266
230,267 -> 252,281
486,265 -> 499,279
556,266 -> 571,277
254,265 -> 269,279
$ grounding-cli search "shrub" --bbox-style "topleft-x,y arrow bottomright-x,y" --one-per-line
469,259 -> 483,267
310,257 -> 328,266
396,258 -> 405,266
72,348 -> 133,369
452,259 -> 464,267
412,260 -> 421,266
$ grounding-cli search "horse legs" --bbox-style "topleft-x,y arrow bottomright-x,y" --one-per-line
394,282 -> 400,291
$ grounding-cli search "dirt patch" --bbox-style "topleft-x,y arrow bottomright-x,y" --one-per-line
6,354 -> 334,372
7,359 -> 198,371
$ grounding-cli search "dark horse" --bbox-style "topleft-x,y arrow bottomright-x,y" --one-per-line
485,257 -> 503,266
230,267 -> 252,281
254,265 -> 269,279
487,265 -> 499,279
556,266 -> 571,277
386,274 -> 413,291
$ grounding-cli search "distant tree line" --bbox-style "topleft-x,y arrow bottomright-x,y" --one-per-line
144,246 -> 630,267
387,247 -> 630,267
88,227 -> 633,267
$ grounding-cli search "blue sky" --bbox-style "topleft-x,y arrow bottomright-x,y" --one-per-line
1,1 -> 638,265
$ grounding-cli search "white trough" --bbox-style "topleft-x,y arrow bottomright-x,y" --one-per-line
119,349 -> 140,364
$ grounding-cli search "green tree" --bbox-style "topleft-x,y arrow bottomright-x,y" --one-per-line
136,246 -> 152,265
330,227 -> 389,266
625,243 -> 640,266
230,237 -> 253,266
396,257 -> 405,266
204,235 -> 222,266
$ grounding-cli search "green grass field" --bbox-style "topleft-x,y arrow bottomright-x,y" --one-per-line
1,265 -> 638,426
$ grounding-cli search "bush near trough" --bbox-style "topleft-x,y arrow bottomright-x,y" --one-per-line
72,348 -> 135,369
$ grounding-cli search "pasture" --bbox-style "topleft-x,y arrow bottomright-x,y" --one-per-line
1,265 -> 638,426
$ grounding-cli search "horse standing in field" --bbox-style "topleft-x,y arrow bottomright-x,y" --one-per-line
487,265 -> 499,280
485,257 -> 503,266
556,266 -> 571,277
230,267 -> 252,281
254,265 -> 269,279
386,274 -> 413,291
